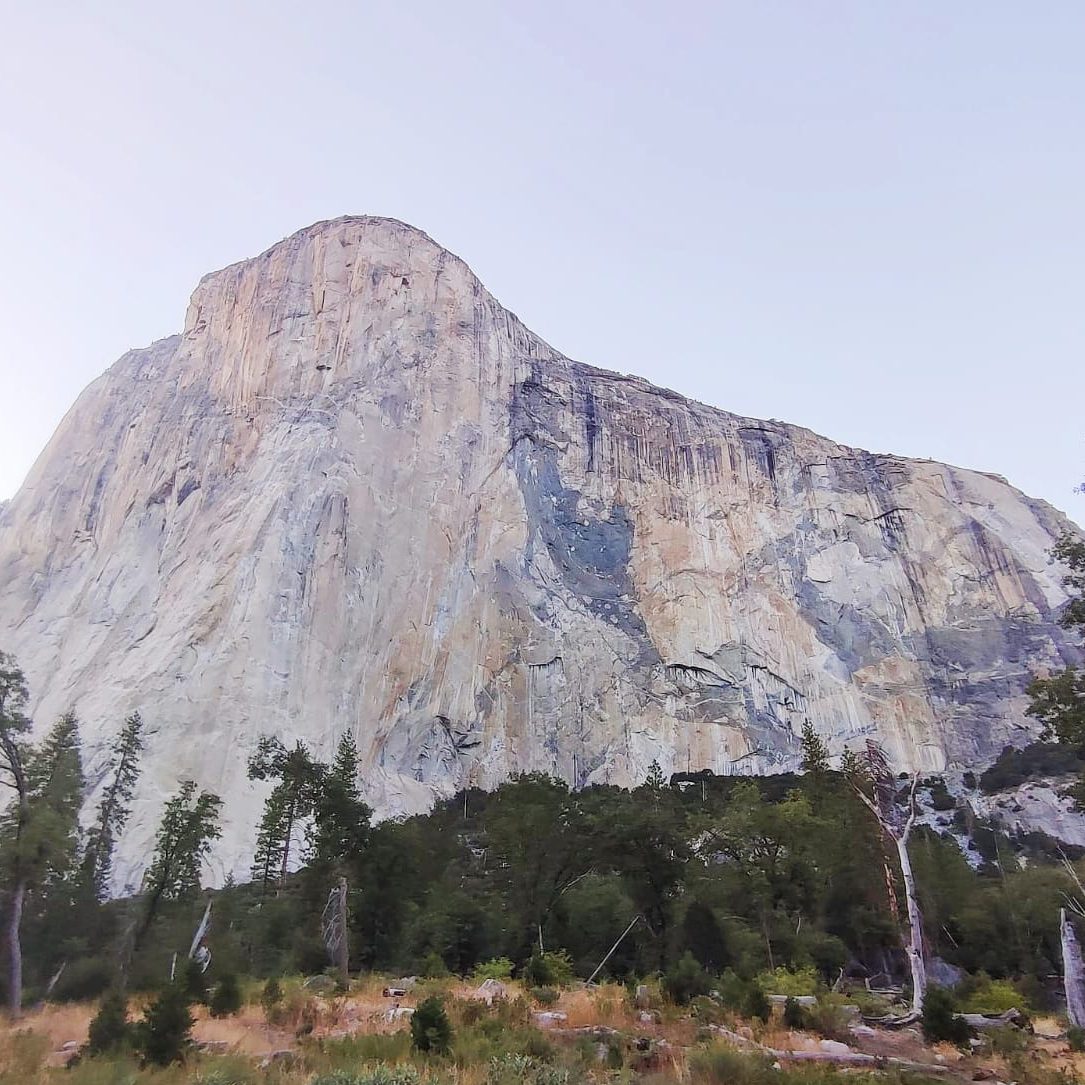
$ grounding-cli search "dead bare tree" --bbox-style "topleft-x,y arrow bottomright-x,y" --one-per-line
1058,853 -> 1085,1028
847,741 -> 926,1016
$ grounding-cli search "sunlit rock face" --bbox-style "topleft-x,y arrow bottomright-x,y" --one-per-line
0,216 -> 1079,887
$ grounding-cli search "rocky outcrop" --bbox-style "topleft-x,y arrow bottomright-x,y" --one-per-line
0,216 -> 1079,887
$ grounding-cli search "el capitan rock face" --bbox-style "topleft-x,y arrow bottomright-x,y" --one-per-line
0,216 -> 1079,887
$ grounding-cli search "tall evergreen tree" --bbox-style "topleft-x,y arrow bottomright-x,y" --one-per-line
308,732 -> 371,877
251,788 -> 289,893
137,781 -> 222,946
27,713 -> 85,891
80,711 -> 144,900
247,736 -> 322,885
0,652 -> 33,1016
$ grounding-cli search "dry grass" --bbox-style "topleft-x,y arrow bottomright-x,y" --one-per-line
1,980 -> 1081,1085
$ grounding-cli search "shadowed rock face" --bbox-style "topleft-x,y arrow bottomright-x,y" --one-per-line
0,216 -> 1079,887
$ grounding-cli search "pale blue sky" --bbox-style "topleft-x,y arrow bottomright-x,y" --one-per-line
1,2 -> 1082,518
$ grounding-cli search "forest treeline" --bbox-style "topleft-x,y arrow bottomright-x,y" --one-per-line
0,525 -> 1081,1019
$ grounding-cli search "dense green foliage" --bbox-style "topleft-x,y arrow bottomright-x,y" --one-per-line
209,971 -> 242,1017
920,985 -> 973,1047
979,741 -> 1085,793
84,990 -> 130,1055
1027,531 -> 1085,804
135,981 -> 195,1065
409,995 -> 452,1053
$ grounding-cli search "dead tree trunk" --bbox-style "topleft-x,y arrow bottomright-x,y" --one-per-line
1062,908 -> 1085,1028
6,880 -> 25,1019
895,824 -> 927,1014
336,878 -> 349,987
850,747 -> 927,1015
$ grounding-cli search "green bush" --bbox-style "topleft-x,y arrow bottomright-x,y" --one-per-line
210,972 -> 243,1017
532,986 -> 559,1006
421,950 -> 450,978
782,996 -> 806,1029
50,956 -> 114,1003
957,974 -> 1027,1014
473,957 -> 514,981
410,995 -> 452,1054
756,966 -> 819,996
743,983 -> 771,1023
921,985 -> 972,1047
260,976 -> 284,1016
689,1044 -> 773,1084
311,1069 -> 422,1085
182,957 -> 209,1004
84,991 -> 130,1055
805,999 -> 849,1041
1068,1025 -> 1085,1052
522,950 -> 574,987
664,951 -> 711,1005
135,982 -> 195,1065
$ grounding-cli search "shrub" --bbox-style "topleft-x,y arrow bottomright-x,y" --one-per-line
715,968 -> 752,1011
743,983 -> 771,1023
182,957 -> 209,1004
664,951 -> 711,1005
84,991 -> 130,1055
689,1044 -> 773,1084
805,999 -> 849,1041
136,982 -> 195,1065
421,950 -> 449,978
755,966 -> 819,997
988,1026 -> 1030,1056
782,996 -> 806,1029
473,957 -> 514,981
532,986 -> 559,1006
311,1069 -> 422,1085
1068,1025 -> 1085,1052
410,995 -> 452,1054
921,985 -> 972,1047
522,950 -> 574,987
261,976 -> 284,1018
210,972 -> 243,1017
957,974 -> 1027,1014
50,956 -> 114,1003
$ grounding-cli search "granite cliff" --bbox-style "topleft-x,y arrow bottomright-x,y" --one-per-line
0,216 -> 1079,887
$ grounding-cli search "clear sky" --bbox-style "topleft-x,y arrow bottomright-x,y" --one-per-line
1,2 -> 1082,520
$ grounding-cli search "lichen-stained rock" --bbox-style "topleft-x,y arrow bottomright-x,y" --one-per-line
0,216 -> 1079,888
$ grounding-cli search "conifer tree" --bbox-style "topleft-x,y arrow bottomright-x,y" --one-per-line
81,711 -> 144,900
28,712 -> 85,891
251,788 -> 288,892
137,781 -> 222,945
0,652 -> 32,1016
800,718 -> 829,777
247,736 -> 322,884
309,732 -> 371,876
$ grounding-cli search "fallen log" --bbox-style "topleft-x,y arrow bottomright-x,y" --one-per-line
709,1025 -> 951,1075
958,1008 -> 1026,1030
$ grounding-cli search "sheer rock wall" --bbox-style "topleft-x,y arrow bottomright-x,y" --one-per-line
0,217 -> 1079,887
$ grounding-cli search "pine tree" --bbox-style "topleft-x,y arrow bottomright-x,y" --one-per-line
80,712 -> 144,900
644,760 -> 665,790
27,712 -> 85,891
137,781 -> 222,946
800,718 -> 829,777
247,736 -> 321,885
308,732 -> 371,877
0,651 -> 32,1017
251,788 -> 288,892
0,692 -> 85,1017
